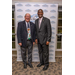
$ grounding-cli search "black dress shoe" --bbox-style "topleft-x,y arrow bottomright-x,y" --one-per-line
37,63 -> 44,67
28,63 -> 33,68
24,63 -> 27,68
43,65 -> 49,71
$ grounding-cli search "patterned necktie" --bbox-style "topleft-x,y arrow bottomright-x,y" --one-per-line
27,23 -> 31,39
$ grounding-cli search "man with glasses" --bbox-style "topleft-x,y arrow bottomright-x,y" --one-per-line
17,13 -> 35,69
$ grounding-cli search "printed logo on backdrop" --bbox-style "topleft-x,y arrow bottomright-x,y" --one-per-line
17,3 -> 23,6
51,36 -> 55,39
30,20 -> 35,23
33,48 -> 38,51
42,4 -> 48,7
50,4 -> 56,7
43,9 -> 48,12
49,45 -> 54,48
17,15 -> 23,18
34,4 -> 40,7
18,49 -> 21,51
18,53 -> 21,55
25,9 -> 31,12
34,9 -> 38,12
31,14 -> 38,20
50,16 -> 56,19
51,21 -> 55,24
18,20 -> 22,22
51,27 -> 55,30
30,14 -> 38,23
33,50 -> 38,53
50,10 -> 56,13
49,53 -> 53,56
17,9 -> 23,12
25,4 -> 31,7
49,49 -> 54,52
52,32 -> 55,34
33,44 -> 38,47
50,41 -> 54,43
19,57 -> 22,59
49,57 -> 53,59
33,57 -> 39,59
33,53 -> 38,56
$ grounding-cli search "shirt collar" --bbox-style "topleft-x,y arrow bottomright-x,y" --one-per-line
39,17 -> 43,20
25,21 -> 30,28
25,20 -> 30,24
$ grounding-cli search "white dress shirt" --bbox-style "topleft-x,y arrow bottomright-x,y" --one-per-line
39,17 -> 43,28
25,21 -> 30,29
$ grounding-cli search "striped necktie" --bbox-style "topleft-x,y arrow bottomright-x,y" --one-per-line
27,23 -> 29,28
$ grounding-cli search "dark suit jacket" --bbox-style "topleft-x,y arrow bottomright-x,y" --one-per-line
35,17 -> 52,44
17,20 -> 35,47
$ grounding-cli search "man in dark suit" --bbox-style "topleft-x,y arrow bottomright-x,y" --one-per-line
17,13 -> 35,68
35,9 -> 52,70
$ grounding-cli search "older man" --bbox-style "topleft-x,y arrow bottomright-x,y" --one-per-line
17,13 -> 35,68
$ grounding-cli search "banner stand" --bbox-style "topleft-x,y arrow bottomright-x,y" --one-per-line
15,3 -> 58,62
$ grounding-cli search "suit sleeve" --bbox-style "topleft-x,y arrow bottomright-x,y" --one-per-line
46,19 -> 52,42
33,24 -> 36,42
17,22 -> 22,43
35,20 -> 37,39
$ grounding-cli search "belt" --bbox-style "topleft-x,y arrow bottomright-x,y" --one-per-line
27,39 -> 31,41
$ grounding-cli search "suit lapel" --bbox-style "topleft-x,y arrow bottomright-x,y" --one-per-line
23,20 -> 27,32
37,19 -> 39,30
30,22 -> 32,33
37,17 -> 45,30
23,21 -> 32,33
40,17 -> 45,30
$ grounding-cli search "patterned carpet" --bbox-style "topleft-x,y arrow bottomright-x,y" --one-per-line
12,57 -> 62,75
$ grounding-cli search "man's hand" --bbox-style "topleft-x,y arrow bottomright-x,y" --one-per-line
35,39 -> 38,44
33,42 -> 35,45
19,43 -> 22,46
46,41 -> 49,45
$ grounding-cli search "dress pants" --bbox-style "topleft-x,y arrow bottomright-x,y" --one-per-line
21,40 -> 33,64
38,43 -> 49,66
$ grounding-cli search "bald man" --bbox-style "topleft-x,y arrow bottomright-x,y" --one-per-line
35,9 -> 52,70
17,13 -> 35,68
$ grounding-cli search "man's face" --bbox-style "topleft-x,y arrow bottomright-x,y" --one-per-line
25,14 -> 30,22
38,10 -> 43,18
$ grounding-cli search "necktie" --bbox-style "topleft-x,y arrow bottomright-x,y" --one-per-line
27,23 -> 31,39
27,23 -> 29,28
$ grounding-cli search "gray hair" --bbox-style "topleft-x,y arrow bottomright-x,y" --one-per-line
25,13 -> 31,17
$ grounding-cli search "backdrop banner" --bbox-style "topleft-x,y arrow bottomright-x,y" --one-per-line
15,3 -> 58,62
